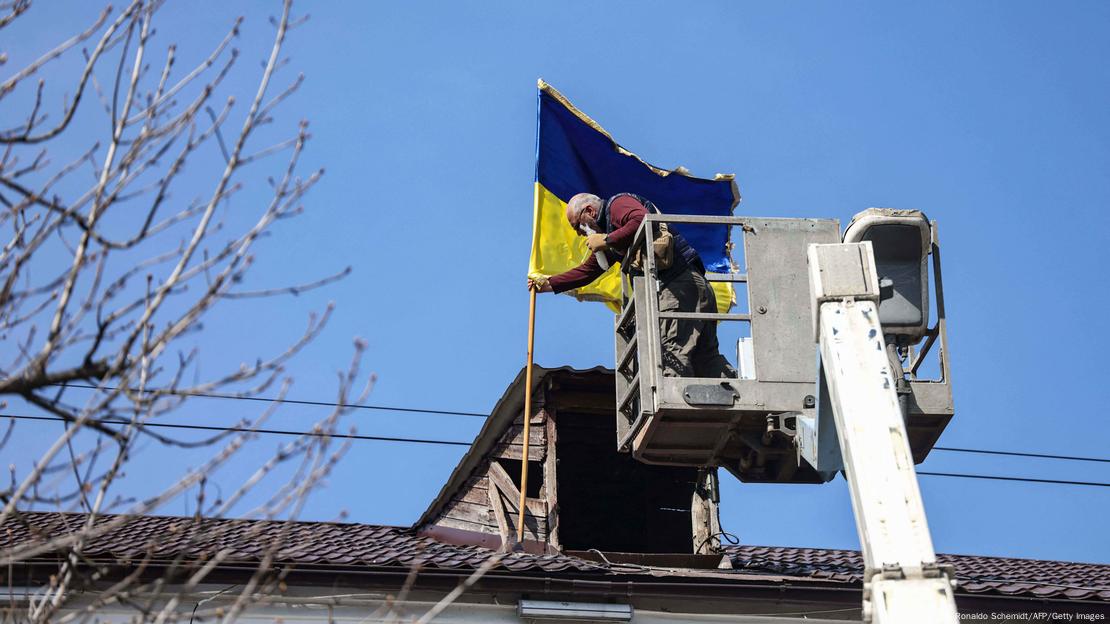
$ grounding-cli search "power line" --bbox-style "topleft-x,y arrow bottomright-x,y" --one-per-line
917,471 -> 1109,488
933,446 -> 1108,464
5,413 -> 1109,488
1,413 -> 472,447
50,383 -> 489,418
48,383 -> 1110,465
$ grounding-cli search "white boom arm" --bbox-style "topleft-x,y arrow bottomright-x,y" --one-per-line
808,242 -> 958,624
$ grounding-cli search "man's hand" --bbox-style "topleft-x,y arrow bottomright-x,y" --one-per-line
527,275 -> 552,292
585,233 -> 608,253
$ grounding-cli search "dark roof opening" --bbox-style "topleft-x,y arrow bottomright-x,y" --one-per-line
496,458 -> 543,498
556,410 -> 699,553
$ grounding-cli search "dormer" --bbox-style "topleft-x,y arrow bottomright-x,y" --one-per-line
415,366 -> 722,555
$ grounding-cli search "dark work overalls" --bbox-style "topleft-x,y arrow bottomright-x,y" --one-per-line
600,194 -> 735,379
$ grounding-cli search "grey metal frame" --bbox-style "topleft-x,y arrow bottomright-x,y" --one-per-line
908,222 -> 950,383
613,213 -> 955,481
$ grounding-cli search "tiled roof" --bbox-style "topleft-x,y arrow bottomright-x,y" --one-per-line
727,545 -> 1110,602
1,512 -> 603,574
4,512 -> 1107,602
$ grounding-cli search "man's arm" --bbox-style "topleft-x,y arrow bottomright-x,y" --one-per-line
548,254 -> 604,293
604,195 -> 648,250
537,195 -> 645,294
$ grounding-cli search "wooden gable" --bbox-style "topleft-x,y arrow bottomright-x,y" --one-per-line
419,367 -> 721,555
429,404 -> 553,544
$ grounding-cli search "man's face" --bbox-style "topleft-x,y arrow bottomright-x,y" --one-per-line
570,206 -> 599,235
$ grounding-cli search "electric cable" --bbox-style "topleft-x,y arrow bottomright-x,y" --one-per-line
45,384 -> 1110,465
4,413 -> 1109,487
933,446 -> 1108,464
1,413 -> 471,447
916,471 -> 1109,488
48,382 -> 488,418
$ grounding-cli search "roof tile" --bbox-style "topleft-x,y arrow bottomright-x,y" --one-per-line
724,545 -> 1109,602
3,512 -> 1106,602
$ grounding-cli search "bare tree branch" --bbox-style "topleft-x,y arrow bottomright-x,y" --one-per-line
0,1 -> 361,621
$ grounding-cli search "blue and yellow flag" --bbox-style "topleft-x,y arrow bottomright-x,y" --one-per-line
528,80 -> 740,312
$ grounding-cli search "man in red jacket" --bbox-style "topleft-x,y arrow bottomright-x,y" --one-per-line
529,193 -> 734,379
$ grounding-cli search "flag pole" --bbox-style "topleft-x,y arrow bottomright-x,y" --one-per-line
516,287 -> 537,545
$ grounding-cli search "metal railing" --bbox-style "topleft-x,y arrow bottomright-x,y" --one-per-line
615,213 -> 749,449
907,222 -> 950,384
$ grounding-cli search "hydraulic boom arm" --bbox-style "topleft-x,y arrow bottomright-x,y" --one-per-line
808,242 -> 958,623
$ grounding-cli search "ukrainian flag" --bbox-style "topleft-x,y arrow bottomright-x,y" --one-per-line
528,80 -> 740,313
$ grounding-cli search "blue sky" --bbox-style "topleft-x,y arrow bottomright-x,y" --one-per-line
6,1 -> 1108,564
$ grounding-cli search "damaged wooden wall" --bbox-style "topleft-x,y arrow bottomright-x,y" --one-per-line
426,395 -> 555,546
424,369 -> 720,554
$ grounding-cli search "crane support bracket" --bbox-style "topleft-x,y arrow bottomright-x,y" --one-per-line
807,241 -> 881,341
